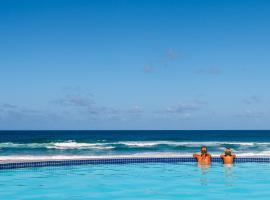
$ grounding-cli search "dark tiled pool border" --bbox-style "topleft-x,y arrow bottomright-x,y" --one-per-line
1,157 -> 270,170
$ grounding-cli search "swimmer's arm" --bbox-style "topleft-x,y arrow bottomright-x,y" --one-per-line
232,154 -> 236,158
220,154 -> 225,158
193,154 -> 199,158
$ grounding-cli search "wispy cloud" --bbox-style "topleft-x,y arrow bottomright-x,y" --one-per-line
143,64 -> 154,73
195,67 -> 222,76
126,105 -> 143,114
53,86 -> 94,107
1,103 -> 17,109
243,95 -> 260,104
53,94 -> 94,107
143,48 -> 181,73
167,48 -> 180,60
52,88 -> 144,120
52,91 -> 111,116
0,103 -> 56,122
164,103 -> 200,114
235,109 -> 264,119
155,100 -> 205,120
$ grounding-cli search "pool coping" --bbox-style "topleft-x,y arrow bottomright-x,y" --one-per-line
1,156 -> 270,170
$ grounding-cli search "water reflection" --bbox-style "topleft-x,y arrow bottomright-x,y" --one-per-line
196,163 -> 235,187
223,164 -> 234,186
198,164 -> 211,186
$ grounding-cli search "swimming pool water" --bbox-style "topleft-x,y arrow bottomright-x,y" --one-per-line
0,163 -> 270,200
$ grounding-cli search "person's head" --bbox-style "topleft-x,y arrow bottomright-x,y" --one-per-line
201,146 -> 208,155
224,148 -> 232,156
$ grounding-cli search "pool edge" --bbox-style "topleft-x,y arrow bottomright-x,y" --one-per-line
1,157 -> 270,170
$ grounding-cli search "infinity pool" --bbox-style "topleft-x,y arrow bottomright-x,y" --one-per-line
0,163 -> 270,199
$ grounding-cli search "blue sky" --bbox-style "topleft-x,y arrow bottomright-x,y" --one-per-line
0,0 -> 270,129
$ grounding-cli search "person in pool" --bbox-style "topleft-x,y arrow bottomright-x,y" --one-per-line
193,146 -> 211,165
220,148 -> 236,164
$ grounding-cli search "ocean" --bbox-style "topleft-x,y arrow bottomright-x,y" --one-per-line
0,130 -> 270,161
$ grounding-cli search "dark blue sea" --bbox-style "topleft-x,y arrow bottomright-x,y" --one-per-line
0,130 -> 270,160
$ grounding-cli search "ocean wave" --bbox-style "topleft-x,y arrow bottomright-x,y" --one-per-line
1,140 -> 270,150
115,141 -> 256,147
0,141 -> 114,150
47,141 -> 114,150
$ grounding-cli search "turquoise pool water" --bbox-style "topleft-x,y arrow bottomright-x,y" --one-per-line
0,163 -> 270,199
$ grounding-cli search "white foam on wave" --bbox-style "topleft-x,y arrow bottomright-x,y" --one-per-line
0,141 -> 114,150
48,141 -> 114,150
116,141 -> 257,147
1,140 -> 270,151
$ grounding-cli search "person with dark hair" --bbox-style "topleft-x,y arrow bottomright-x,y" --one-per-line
193,146 -> 211,165
220,148 -> 236,164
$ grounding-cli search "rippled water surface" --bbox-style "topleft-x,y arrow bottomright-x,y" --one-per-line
1,163 -> 270,199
